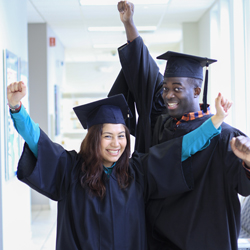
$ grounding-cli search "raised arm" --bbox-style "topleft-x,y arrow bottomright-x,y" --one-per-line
182,93 -> 232,161
117,1 -> 139,42
7,81 -> 39,157
142,94 -> 233,200
109,1 -> 165,153
8,82 -> 78,200
213,93 -> 250,168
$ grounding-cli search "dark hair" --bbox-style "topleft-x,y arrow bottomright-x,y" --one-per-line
78,124 -> 132,199
187,77 -> 203,88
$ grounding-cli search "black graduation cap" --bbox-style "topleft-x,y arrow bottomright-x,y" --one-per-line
73,94 -> 132,129
156,51 -> 217,112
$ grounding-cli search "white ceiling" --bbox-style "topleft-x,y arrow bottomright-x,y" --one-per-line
27,0 -> 217,63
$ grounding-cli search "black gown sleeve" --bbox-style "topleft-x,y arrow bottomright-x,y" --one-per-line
108,37 -> 166,153
17,129 -> 80,201
130,136 -> 193,203
219,124 -> 250,196
108,70 -> 137,136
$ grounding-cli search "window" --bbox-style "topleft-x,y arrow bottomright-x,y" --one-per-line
210,0 -> 249,134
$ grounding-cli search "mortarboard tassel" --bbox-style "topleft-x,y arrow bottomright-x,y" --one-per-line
202,63 -> 209,113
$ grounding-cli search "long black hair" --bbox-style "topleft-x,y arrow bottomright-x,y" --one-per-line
78,124 -> 132,199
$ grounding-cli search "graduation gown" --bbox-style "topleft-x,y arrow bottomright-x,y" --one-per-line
109,36 -> 250,250
17,129 -> 191,250
108,37 -> 165,153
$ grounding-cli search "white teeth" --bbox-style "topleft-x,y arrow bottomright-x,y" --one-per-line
108,150 -> 119,154
168,103 -> 178,107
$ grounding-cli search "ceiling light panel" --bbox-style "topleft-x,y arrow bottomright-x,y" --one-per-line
88,26 -> 157,32
79,0 -> 169,5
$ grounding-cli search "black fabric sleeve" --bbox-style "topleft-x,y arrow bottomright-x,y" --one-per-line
219,124 -> 250,196
109,37 -> 166,153
131,136 -> 193,203
108,70 -> 137,136
17,129 -> 80,201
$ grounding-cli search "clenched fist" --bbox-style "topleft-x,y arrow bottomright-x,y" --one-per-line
230,136 -> 250,167
117,1 -> 134,24
7,81 -> 26,108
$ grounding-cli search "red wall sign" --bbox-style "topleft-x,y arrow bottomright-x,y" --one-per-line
50,37 -> 56,47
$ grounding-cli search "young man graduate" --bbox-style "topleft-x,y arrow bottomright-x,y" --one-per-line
108,1 -> 250,250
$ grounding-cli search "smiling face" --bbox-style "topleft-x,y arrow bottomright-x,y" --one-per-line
162,77 -> 201,119
100,123 -> 127,168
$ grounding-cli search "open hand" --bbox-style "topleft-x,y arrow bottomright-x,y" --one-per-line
215,92 -> 232,119
211,93 -> 233,129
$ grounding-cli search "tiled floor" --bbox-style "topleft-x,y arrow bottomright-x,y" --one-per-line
29,206 -> 57,250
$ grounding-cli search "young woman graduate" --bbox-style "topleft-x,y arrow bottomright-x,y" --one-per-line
7,81 -> 231,250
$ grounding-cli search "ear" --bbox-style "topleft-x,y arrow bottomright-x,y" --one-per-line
194,87 -> 201,97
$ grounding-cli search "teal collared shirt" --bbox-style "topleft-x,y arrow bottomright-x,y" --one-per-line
103,162 -> 116,178
10,105 -> 40,158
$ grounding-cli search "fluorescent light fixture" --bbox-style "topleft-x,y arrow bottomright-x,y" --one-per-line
88,27 -> 124,32
93,44 -> 121,49
88,26 -> 157,32
80,0 -> 169,5
137,26 -> 157,31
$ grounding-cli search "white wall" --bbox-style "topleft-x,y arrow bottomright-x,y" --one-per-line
197,0 -> 248,133
182,11 -> 213,110
0,7 -> 65,248
0,0 -> 31,249
199,6 -> 214,110
47,24 -> 65,145
28,23 -> 65,208
182,22 -> 199,55
64,61 -> 121,94
28,24 -> 49,134
28,23 -> 65,139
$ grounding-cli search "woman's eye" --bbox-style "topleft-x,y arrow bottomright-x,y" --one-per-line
119,135 -> 125,138
174,87 -> 181,91
163,87 -> 168,92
